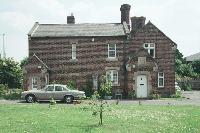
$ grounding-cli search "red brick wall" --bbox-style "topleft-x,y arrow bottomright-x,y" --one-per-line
28,36 -> 126,94
127,23 -> 175,96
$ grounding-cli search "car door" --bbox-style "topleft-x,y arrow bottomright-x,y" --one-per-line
53,86 -> 66,100
37,86 -> 54,100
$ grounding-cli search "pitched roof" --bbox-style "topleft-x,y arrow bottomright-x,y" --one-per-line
186,52 -> 200,61
28,22 -> 129,37
25,54 -> 49,69
134,21 -> 177,46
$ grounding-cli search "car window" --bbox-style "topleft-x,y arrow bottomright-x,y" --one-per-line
55,86 -> 63,91
46,86 -> 54,91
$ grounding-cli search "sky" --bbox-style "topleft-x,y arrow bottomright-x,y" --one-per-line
0,0 -> 200,61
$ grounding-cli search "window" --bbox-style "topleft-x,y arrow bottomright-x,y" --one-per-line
108,44 -> 116,58
55,86 -> 63,91
46,86 -> 54,91
72,43 -> 76,59
92,75 -> 98,90
45,75 -> 49,85
143,43 -> 155,58
106,70 -> 118,85
32,77 -> 37,90
158,72 -> 164,87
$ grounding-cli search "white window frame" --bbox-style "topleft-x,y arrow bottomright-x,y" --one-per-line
32,77 -> 38,90
143,43 -> 155,58
158,72 -> 164,87
72,43 -> 76,60
106,70 -> 118,85
45,75 -> 49,85
108,44 -> 116,59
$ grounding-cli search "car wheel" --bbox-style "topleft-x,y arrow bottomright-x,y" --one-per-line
25,95 -> 36,103
64,96 -> 73,104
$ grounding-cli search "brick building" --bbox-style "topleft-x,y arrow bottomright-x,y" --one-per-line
23,4 -> 176,98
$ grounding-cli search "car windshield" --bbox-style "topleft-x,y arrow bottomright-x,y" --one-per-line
63,86 -> 71,91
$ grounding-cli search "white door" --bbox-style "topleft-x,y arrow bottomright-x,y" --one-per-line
136,75 -> 148,98
32,77 -> 38,90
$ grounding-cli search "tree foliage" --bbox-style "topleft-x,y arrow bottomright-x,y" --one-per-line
0,58 -> 22,89
191,60 -> 200,75
20,57 -> 28,68
175,49 -> 198,78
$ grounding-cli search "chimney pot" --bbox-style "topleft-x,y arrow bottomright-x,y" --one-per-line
67,13 -> 75,24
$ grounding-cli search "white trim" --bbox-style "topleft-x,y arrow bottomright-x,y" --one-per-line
158,72 -> 164,87
72,43 -> 76,60
108,44 -> 116,59
32,77 -> 38,90
106,70 -> 118,85
143,43 -> 155,58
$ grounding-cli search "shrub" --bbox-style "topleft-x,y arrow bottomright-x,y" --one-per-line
67,80 -> 77,90
170,89 -> 182,98
4,92 -> 21,100
181,80 -> 192,91
149,89 -> 161,99
127,90 -> 136,99
98,75 -> 112,98
80,79 -> 94,97
0,84 -> 8,98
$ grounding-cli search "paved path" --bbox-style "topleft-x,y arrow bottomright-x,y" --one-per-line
0,91 -> 200,106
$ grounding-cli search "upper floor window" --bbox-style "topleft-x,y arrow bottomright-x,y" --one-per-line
143,43 -> 155,58
108,44 -> 116,58
158,72 -> 164,87
106,70 -> 118,85
72,43 -> 76,60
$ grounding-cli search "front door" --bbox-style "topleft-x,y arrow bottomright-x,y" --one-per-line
136,75 -> 148,98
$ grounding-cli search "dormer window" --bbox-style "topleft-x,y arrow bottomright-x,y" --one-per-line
143,43 -> 155,58
108,44 -> 116,58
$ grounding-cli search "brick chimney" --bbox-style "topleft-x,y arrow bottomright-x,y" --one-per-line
67,13 -> 75,24
131,16 -> 146,33
120,4 -> 131,27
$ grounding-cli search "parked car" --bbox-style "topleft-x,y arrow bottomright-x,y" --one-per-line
21,84 -> 86,103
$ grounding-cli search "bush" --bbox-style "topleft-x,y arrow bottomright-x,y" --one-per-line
0,84 -> 8,98
80,79 -> 94,97
4,92 -> 21,100
170,89 -> 182,98
181,80 -> 192,91
67,80 -> 77,90
98,75 -> 112,98
149,89 -> 161,99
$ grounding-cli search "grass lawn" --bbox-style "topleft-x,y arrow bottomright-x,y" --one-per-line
0,103 -> 200,133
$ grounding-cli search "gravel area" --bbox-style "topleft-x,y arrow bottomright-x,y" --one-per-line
0,91 -> 200,106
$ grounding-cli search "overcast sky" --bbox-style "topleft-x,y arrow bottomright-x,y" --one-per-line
0,0 -> 200,61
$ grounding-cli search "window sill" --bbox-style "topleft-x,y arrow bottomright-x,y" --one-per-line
70,59 -> 78,62
158,86 -> 164,88
112,83 -> 120,87
106,58 -> 118,61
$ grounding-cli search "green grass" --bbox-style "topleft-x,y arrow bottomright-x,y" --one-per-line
0,103 -> 200,133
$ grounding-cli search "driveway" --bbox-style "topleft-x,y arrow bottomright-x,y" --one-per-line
0,91 -> 200,106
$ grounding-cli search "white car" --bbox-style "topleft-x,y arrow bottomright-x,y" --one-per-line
21,84 -> 86,103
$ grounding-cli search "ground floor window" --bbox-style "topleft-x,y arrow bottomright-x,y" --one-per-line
32,77 -> 38,90
158,72 -> 164,87
106,70 -> 118,85
45,75 -> 49,85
